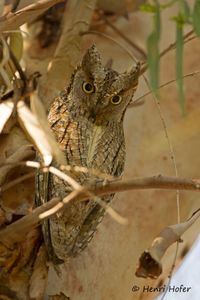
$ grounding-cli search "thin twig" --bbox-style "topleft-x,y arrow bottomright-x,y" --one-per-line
49,166 -> 83,191
14,160 -> 124,224
101,14 -> 147,61
0,175 -> 200,247
142,75 -> 181,298
159,29 -> 194,59
60,164 -> 115,181
129,70 -> 200,108
1,160 -> 200,192
140,29 -> 195,75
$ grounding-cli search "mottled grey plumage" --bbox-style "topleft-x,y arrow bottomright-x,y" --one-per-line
36,45 -> 140,263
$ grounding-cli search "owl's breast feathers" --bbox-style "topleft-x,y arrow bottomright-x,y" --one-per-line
48,95 -> 125,178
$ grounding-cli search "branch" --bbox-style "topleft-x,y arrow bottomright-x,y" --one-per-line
129,70 -> 200,108
95,175 -> 200,194
1,175 -> 200,247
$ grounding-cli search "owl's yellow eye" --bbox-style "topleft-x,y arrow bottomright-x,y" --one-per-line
110,95 -> 122,105
82,82 -> 95,94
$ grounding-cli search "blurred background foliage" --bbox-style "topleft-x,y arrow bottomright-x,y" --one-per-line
1,1 -> 200,111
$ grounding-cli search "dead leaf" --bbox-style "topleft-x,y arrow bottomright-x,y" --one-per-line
0,99 -> 14,133
0,144 -> 35,185
11,228 -> 41,275
29,245 -> 48,300
17,100 -> 52,166
0,0 -> 64,32
30,93 -> 66,165
135,208 -> 200,278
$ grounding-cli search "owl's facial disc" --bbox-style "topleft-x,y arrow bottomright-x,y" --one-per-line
69,46 -> 140,123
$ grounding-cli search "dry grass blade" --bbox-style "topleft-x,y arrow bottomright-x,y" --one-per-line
17,100 -> 52,166
135,208 -> 200,279
0,0 -> 64,32
0,99 -> 14,133
92,197 -> 128,225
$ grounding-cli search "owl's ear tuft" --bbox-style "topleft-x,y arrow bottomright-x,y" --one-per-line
82,45 -> 105,87
111,63 -> 140,94
82,45 -> 101,69
122,62 -> 140,91
110,62 -> 140,94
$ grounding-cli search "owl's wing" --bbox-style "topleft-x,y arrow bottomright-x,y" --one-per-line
35,169 -> 64,264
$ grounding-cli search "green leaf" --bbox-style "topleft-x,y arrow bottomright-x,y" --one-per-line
147,1 -> 161,94
147,31 -> 159,94
176,23 -> 185,114
155,1 -> 161,40
192,0 -> 200,36
172,13 -> 186,25
140,3 -> 157,13
181,0 -> 190,22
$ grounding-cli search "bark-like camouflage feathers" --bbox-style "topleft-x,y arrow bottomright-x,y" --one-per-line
36,45 -> 140,263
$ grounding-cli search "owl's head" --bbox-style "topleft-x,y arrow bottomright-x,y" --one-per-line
68,45 -> 140,124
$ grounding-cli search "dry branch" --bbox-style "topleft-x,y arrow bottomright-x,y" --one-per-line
1,175 -> 200,247
0,0 -> 64,32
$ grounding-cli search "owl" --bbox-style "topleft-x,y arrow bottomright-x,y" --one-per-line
36,45 -> 140,264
